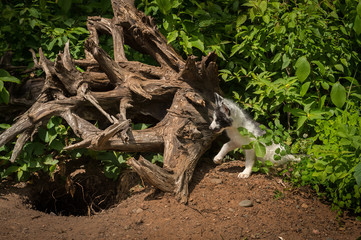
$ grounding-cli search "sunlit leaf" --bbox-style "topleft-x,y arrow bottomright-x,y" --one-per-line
0,76 -> 21,84
354,15 -> 361,35
357,1 -> 361,17
330,81 -> 346,108
259,1 -> 267,14
300,81 -> 311,96
297,116 -> 307,130
167,30 -> 178,43
354,162 -> 361,186
255,141 -> 266,158
156,0 -> 172,15
295,56 -> 311,82
282,54 -> 290,69
190,39 -> 204,52
43,155 -> 59,165
0,88 -> 10,104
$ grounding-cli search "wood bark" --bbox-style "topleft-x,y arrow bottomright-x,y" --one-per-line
0,0 -> 220,203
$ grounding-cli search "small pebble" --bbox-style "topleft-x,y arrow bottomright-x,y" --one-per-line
135,208 -> 143,214
301,203 -> 308,209
210,178 -> 223,184
312,229 -> 320,234
238,200 -> 253,207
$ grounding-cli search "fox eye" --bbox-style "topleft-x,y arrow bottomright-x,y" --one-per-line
222,104 -> 231,116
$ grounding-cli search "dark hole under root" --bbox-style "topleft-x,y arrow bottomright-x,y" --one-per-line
26,159 -> 140,216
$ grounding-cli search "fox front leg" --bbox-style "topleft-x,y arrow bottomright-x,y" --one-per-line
237,149 -> 256,178
213,140 -> 239,164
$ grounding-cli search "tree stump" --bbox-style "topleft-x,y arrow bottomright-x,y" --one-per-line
0,0 -> 220,203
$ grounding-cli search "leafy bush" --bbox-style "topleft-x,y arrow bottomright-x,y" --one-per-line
292,107 -> 361,213
0,0 -> 112,63
0,117 -> 68,181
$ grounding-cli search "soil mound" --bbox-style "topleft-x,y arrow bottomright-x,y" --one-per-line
1,159 -> 360,240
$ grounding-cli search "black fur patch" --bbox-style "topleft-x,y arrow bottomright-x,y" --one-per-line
213,107 -> 233,130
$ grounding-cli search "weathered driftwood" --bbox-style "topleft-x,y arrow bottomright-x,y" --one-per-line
0,0 -> 220,203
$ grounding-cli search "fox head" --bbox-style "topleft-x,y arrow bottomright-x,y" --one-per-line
209,93 -> 233,133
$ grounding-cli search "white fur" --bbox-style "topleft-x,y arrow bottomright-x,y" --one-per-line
210,94 -> 298,179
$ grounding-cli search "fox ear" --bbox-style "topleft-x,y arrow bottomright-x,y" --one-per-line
221,103 -> 231,116
214,93 -> 223,106
214,93 -> 230,116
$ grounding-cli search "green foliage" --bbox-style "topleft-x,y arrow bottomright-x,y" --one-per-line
0,116 -> 133,181
291,107 -> 361,213
252,159 -> 273,175
0,0 -> 111,63
0,69 -> 21,104
94,151 -> 129,180
0,116 -> 69,181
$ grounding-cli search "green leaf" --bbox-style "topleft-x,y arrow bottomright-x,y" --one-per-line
48,39 -> 57,51
49,139 -> 64,151
190,39 -> 204,52
230,44 -> 243,57
0,69 -> 11,77
237,15 -> 247,26
133,123 -> 151,130
300,82 -> 311,96
334,64 -> 344,72
289,108 -> 305,117
57,0 -> 72,13
295,56 -> 311,82
28,8 -> 40,18
0,88 -> 10,104
314,160 -> 327,170
354,15 -> 361,35
282,54 -> 290,69
255,141 -> 266,158
262,15 -> 270,24
0,80 -> 3,91
151,153 -> 164,164
43,155 -> 59,165
259,1 -> 267,14
167,30 -> 178,43
0,123 -> 10,129
297,116 -> 307,130
0,76 -> 21,84
312,60 -> 325,75
358,1 -> 361,17
330,81 -> 346,108
156,0 -> 172,14
354,162 -> 361,186
308,110 -> 325,120
321,81 -> 329,90
17,170 -> 23,181
4,166 -> 19,176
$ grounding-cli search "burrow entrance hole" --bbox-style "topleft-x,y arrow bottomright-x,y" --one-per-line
26,159 -> 139,216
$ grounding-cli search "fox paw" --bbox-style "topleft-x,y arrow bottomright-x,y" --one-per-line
213,157 -> 223,165
237,172 -> 251,179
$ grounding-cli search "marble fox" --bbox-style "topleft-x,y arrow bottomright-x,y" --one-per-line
209,93 -> 298,178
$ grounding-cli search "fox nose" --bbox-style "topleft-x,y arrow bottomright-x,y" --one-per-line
209,124 -> 219,132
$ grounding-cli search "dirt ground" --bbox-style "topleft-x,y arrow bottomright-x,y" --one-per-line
1,159 -> 361,240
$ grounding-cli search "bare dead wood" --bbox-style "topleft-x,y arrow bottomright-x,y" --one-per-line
0,0 -> 221,203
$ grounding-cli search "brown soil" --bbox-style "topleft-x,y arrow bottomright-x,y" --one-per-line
1,159 -> 360,240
